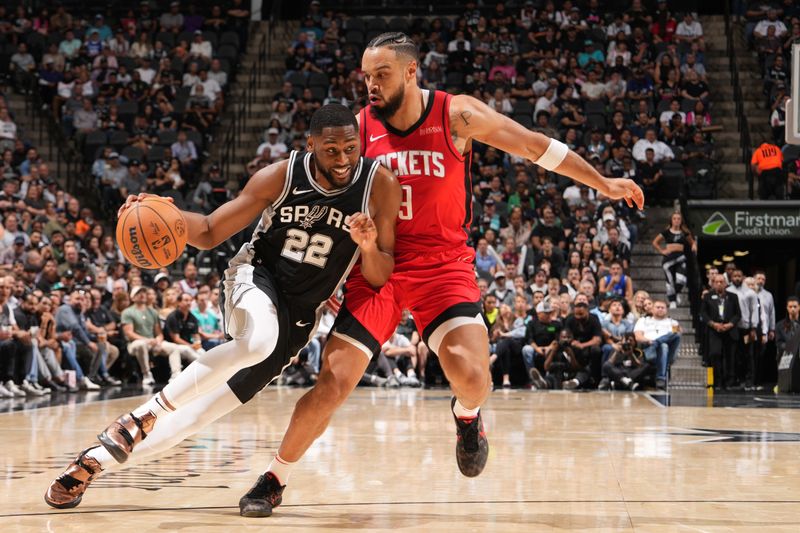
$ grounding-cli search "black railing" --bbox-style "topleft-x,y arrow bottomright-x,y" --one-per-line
679,195 -> 705,332
21,76 -> 85,196
724,1 -> 755,199
218,23 -> 270,181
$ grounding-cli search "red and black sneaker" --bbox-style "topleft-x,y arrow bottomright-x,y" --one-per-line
451,396 -> 489,477
239,472 -> 286,517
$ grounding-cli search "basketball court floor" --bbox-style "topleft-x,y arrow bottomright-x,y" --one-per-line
2,388 -> 799,531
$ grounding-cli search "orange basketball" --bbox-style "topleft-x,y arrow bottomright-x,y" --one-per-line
116,197 -> 188,269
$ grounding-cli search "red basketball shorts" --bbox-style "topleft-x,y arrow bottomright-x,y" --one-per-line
331,246 -> 485,358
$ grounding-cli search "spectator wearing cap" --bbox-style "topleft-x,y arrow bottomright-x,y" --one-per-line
160,2 -> 185,33
190,30 -> 213,60
564,293 -> 603,386
489,271 -> 515,307
255,128 -> 289,162
522,299 -> 562,382
578,40 -> 604,68
1,236 -> 28,268
122,285 -> 185,385
120,159 -> 147,198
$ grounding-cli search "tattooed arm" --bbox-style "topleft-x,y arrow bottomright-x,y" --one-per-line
448,94 -> 644,209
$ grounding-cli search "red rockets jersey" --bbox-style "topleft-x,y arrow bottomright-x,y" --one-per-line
360,90 -> 472,254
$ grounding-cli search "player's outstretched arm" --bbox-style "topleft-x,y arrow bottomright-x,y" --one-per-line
450,94 -> 644,210
118,160 -> 290,250
351,165 -> 401,288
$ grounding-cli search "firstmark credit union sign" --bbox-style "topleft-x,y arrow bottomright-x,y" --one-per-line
687,201 -> 800,239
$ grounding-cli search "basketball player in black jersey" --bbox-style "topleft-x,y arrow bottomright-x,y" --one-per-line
45,104 -> 401,509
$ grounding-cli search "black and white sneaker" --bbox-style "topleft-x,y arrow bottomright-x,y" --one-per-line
239,472 -> 285,517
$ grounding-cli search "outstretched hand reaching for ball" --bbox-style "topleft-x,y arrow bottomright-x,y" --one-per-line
117,193 -> 174,219
348,212 -> 378,251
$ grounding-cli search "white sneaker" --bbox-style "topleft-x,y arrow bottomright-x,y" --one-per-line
142,373 -> 156,386
5,380 -> 26,397
0,382 -> 14,398
80,377 -> 101,390
31,381 -> 51,394
21,380 -> 45,396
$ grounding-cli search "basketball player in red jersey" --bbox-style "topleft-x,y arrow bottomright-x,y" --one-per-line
238,33 -> 643,516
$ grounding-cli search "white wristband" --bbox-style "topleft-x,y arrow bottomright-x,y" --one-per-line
535,138 -> 568,171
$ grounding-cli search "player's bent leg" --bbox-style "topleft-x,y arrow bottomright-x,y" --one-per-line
45,384 -> 245,509
239,334 -> 370,518
98,289 -> 279,463
430,322 -> 491,478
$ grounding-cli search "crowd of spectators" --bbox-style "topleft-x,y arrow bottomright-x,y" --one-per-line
0,2 -> 252,399
1,1 -> 251,218
263,1 -> 704,392
0,1 -> 717,399
743,1 -> 800,199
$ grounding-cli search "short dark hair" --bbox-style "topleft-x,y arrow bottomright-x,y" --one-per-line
366,32 -> 419,61
309,104 -> 358,136
787,296 -> 799,305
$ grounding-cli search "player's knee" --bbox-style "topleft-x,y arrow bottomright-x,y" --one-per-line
315,369 -> 353,407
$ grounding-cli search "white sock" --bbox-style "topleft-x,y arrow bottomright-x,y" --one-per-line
84,444 -> 115,470
266,453 -> 294,485
452,398 -> 480,419
132,392 -> 176,420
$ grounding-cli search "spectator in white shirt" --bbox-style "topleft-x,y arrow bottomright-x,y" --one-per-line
606,14 -> 631,37
191,70 -> 222,102
136,58 -> 156,85
659,99 -> 686,128
675,13 -> 705,50
208,59 -> 228,88
0,108 -> 17,152
632,129 -> 674,163
255,128 -> 289,162
753,9 -> 788,40
581,70 -> 606,100
190,30 -> 213,61
634,300 -> 680,389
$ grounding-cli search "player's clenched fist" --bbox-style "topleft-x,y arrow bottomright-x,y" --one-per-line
348,212 -> 378,250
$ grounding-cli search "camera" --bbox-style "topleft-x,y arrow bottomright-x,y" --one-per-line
559,339 -> 572,349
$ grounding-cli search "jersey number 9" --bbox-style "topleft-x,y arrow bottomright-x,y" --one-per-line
399,185 -> 413,220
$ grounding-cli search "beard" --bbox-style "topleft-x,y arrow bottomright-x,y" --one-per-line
315,158 -> 355,190
369,84 -> 405,121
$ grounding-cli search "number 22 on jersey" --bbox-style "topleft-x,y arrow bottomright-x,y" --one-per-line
281,228 -> 333,268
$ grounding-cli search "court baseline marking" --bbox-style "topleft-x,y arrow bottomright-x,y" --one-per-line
5,499 -> 800,518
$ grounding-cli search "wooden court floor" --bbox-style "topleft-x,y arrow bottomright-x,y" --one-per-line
1,388 -> 800,532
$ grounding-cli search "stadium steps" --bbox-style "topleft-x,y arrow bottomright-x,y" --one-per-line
632,207 -> 706,389
701,14 -> 750,200
4,94 -> 59,168
208,20 -> 298,178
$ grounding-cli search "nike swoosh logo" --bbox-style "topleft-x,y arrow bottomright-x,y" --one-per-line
292,187 -> 313,195
369,133 -> 389,142
296,321 -> 311,327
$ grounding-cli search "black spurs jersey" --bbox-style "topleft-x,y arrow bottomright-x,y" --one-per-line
228,150 -> 380,305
